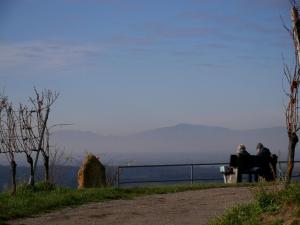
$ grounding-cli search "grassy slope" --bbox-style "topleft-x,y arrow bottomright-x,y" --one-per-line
0,182 -> 249,225
209,182 -> 300,225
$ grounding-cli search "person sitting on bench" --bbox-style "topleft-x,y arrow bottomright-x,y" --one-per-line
236,144 -> 252,182
236,144 -> 250,156
256,143 -> 271,157
255,143 -> 276,181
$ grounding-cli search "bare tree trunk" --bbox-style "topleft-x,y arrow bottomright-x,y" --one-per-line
32,107 -> 50,179
283,4 -> 300,189
10,160 -> 16,195
285,132 -> 299,187
26,155 -> 35,187
43,155 -> 49,183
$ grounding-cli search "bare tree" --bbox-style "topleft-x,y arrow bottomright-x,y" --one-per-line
0,88 -> 59,192
49,145 -> 73,184
45,123 -> 73,183
42,127 -> 51,182
18,104 -> 39,187
29,88 -> 59,183
283,1 -> 300,187
0,99 -> 20,195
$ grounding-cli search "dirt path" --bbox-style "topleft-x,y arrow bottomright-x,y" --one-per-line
10,187 -> 253,225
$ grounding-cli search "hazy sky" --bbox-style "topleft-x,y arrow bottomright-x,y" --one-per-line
0,0 -> 295,134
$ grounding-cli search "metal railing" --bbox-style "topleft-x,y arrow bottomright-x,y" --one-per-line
116,161 -> 300,187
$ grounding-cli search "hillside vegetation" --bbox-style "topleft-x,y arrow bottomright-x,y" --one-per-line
210,183 -> 300,225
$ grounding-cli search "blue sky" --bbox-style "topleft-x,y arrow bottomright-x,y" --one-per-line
0,0 -> 295,134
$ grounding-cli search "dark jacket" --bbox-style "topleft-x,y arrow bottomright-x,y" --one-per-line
257,147 -> 271,158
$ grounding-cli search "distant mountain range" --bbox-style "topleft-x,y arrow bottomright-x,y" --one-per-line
50,124 -> 291,165
0,124 -> 298,191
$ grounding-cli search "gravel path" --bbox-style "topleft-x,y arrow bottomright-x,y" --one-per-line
10,187 -> 253,225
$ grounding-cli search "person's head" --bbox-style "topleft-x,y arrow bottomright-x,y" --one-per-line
256,143 -> 263,153
237,144 -> 246,153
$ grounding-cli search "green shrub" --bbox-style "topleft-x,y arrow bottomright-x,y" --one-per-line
15,182 -> 58,194
210,182 -> 300,225
34,182 -> 57,191
279,184 -> 300,205
257,192 -> 280,213
209,203 -> 261,225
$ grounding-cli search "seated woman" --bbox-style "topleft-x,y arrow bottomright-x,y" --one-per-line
236,144 -> 252,182
236,144 -> 250,156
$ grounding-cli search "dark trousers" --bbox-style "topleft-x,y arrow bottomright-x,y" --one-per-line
237,169 -> 259,183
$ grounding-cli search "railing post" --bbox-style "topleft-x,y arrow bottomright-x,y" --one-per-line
190,165 -> 194,185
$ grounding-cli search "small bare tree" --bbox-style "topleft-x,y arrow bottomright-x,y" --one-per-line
18,104 -> 39,187
283,1 -> 300,187
29,88 -> 59,183
45,123 -> 73,183
49,145 -> 73,184
0,99 -> 20,195
0,88 -> 59,192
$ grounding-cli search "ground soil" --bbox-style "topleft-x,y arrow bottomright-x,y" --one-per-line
10,186 -> 253,225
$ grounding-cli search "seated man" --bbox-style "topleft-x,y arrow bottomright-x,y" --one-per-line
255,143 -> 276,181
256,143 -> 271,157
